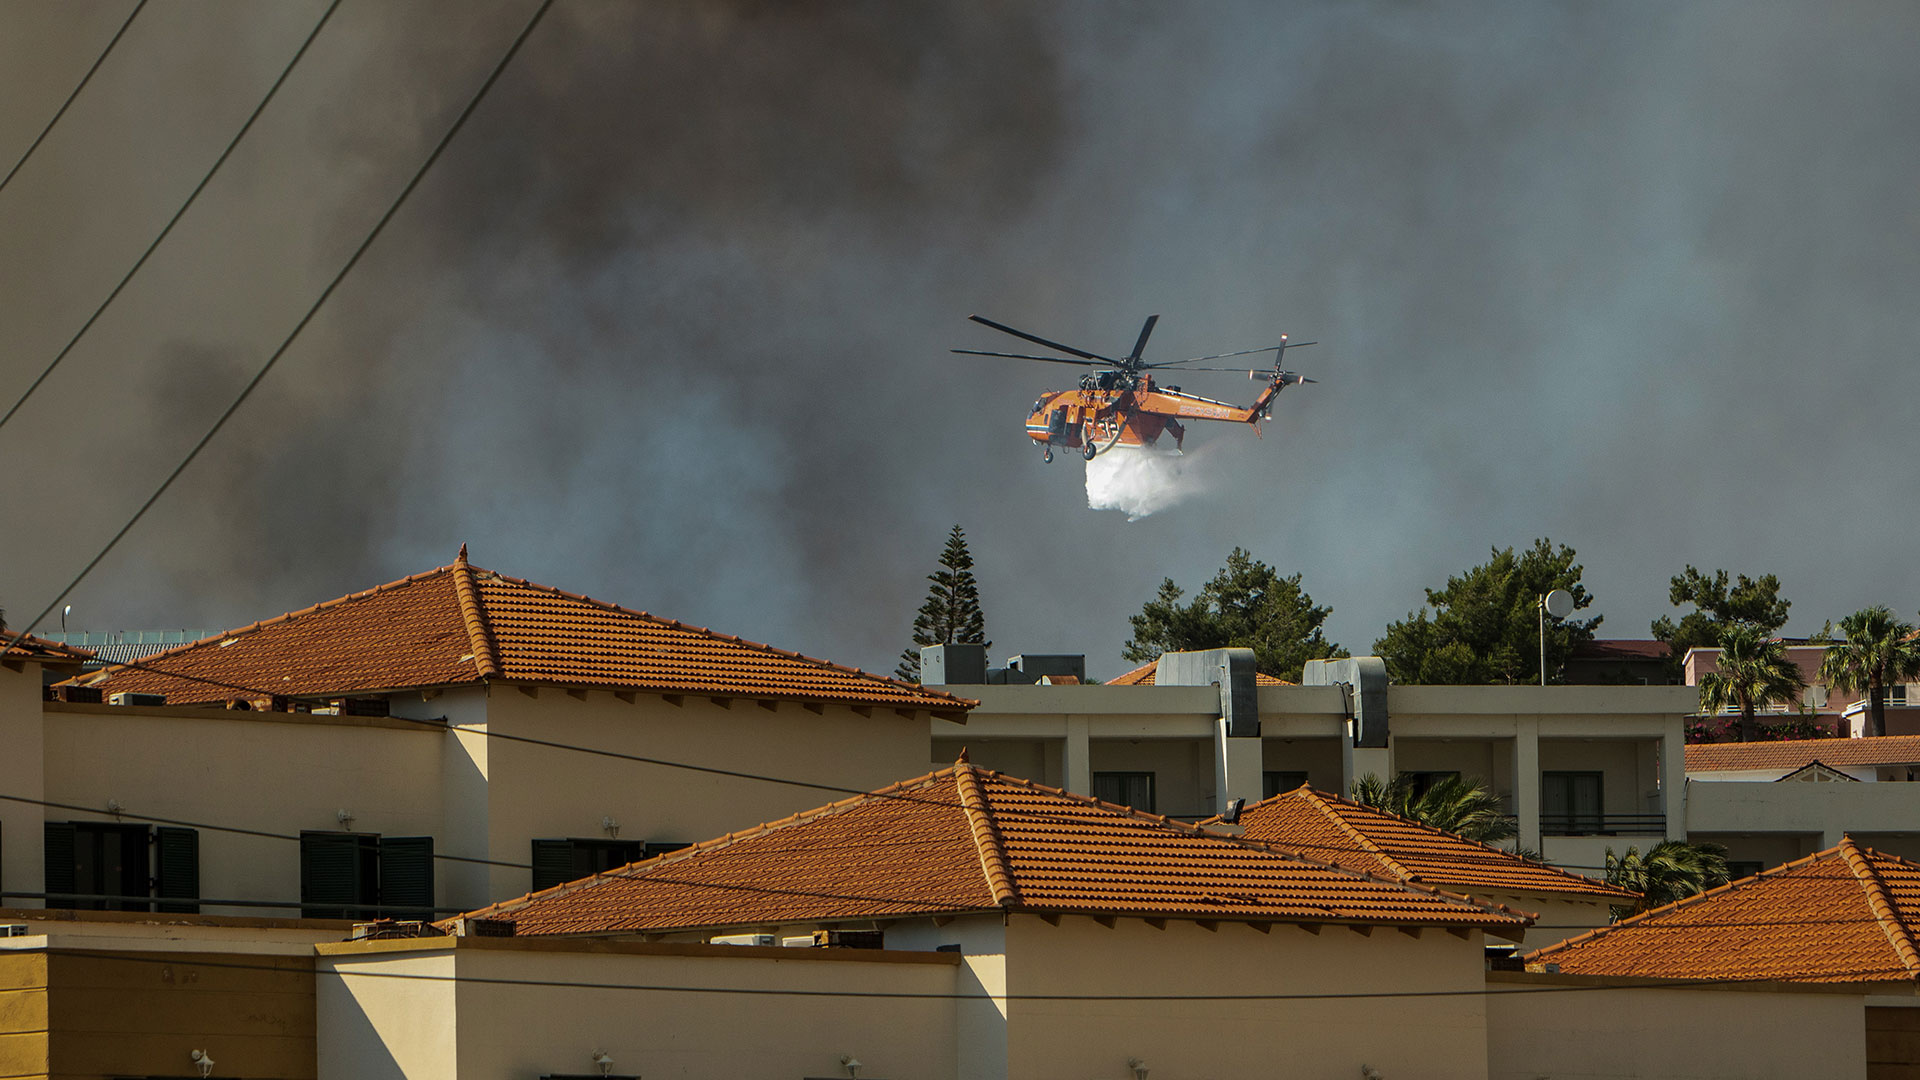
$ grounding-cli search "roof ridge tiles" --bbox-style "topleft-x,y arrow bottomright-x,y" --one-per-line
954,764 -> 1019,907
968,767 -> 1528,922
450,547 -> 500,681
1524,841 -> 1860,962
1295,790 -> 1419,881
468,566 -> 972,707
1839,837 -> 1920,978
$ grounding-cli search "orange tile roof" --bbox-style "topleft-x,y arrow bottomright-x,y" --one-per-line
459,760 -> 1531,938
1526,838 -> 1920,985
1206,787 -> 1634,901
1,631 -> 94,664
1108,659 -> 1291,686
1685,735 -> 1920,773
70,548 -> 971,715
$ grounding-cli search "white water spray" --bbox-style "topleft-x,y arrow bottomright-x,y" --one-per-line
1084,444 -> 1216,520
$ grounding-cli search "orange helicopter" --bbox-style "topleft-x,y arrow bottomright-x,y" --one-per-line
956,314 -> 1316,462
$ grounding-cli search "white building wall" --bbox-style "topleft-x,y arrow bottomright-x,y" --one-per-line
1487,978 -> 1867,1080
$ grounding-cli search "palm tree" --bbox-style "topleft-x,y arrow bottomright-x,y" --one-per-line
1697,626 -> 1807,742
1604,840 -> 1730,917
1349,773 -> 1517,845
1819,607 -> 1920,739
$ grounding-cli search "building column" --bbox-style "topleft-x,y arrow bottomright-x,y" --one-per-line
1661,726 -> 1688,842
1062,716 -> 1091,796
1341,737 -> 1392,797
1514,719 -> 1541,854
1215,719 -> 1263,814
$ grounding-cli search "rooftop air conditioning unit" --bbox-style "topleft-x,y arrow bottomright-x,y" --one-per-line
350,920 -> 446,942
709,933 -> 778,947
107,691 -> 166,707
60,686 -> 103,704
784,929 -> 883,949
452,917 -> 516,938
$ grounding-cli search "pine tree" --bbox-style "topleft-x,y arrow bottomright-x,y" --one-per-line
896,526 -> 990,682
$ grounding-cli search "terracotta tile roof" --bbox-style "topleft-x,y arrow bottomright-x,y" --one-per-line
1526,838 -> 1920,985
1108,659 -> 1291,686
1206,787 -> 1634,901
1571,639 -> 1671,661
1686,735 -> 1920,773
68,548 -> 971,715
1,631 -> 95,664
458,760 -> 1531,938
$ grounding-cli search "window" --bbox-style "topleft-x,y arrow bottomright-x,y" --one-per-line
1263,771 -> 1309,799
1541,772 -> 1604,835
531,838 -> 643,892
299,832 -> 435,919
1401,771 -> 1460,798
43,822 -> 198,912
1091,772 -> 1155,812
1887,685 -> 1909,706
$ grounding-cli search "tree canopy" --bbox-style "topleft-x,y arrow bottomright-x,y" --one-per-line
1650,566 -> 1790,682
1121,548 -> 1344,682
1818,606 -> 1920,738
1372,539 -> 1599,684
1697,625 -> 1806,742
1604,840 -> 1730,917
895,525 -> 989,682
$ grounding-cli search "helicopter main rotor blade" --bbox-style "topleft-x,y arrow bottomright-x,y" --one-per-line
1149,341 -> 1317,367
1125,314 -> 1159,363
968,314 -> 1117,363
1155,366 -> 1322,378
950,348 -> 1104,366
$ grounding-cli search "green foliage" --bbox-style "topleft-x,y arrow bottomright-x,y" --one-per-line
1348,772 -> 1517,845
1650,566 -> 1790,682
1818,606 -> 1920,738
1604,840 -> 1730,917
1697,625 -> 1807,742
895,525 -> 989,682
1121,548 -> 1345,682
1372,539 -> 1599,685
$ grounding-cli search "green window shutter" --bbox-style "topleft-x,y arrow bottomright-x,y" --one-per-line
154,827 -> 199,914
531,839 -> 578,892
378,836 -> 435,918
43,822 -> 76,908
301,832 -> 366,919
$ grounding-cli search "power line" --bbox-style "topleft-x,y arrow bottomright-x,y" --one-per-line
0,0 -> 555,661
0,0 -> 147,198
0,0 -> 343,434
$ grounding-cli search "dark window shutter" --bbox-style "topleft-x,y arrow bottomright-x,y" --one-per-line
154,827 -> 199,914
301,832 -> 366,919
43,822 -> 76,908
378,836 -> 435,918
531,839 -> 578,892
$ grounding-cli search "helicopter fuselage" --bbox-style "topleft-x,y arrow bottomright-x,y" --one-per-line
1023,370 -> 1292,458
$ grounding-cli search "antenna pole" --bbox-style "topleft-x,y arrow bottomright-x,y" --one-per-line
1538,595 -> 1547,687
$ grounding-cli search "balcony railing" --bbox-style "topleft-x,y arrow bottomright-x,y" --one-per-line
1540,813 -> 1666,837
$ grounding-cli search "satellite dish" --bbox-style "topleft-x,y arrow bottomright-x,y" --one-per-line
1543,589 -> 1575,620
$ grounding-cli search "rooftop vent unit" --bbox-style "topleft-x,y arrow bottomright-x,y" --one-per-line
452,917 -> 516,938
349,920 -> 447,942
106,691 -> 166,707
340,697 -> 391,718
782,929 -> 883,949
710,932 -> 778,947
59,686 -> 103,704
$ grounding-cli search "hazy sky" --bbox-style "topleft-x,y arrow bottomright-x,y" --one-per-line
2,1 -> 1917,679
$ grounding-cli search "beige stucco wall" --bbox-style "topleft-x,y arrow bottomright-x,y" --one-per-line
41,702 -> 446,916
1687,777 -> 1920,852
0,663 -> 47,908
1487,976 -> 1867,1079
1477,893 -> 1615,949
318,941 -> 961,1080
1006,914 -> 1492,1080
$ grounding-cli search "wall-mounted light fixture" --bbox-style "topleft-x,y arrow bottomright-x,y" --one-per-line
840,1054 -> 862,1078
602,816 -> 621,839
591,1049 -> 615,1076
336,809 -> 355,830
190,1049 -> 216,1078
1127,1057 -> 1149,1080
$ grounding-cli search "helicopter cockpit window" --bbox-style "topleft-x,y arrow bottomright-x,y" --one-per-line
1031,399 -> 1046,415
